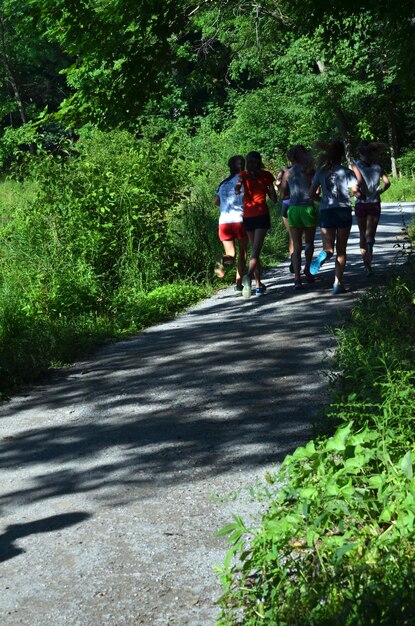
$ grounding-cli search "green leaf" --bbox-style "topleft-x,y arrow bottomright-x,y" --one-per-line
400,451 -> 413,480
326,423 -> 353,452
368,475 -> 384,489
334,542 -> 355,561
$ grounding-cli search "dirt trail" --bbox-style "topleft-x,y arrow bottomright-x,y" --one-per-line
0,204 -> 413,626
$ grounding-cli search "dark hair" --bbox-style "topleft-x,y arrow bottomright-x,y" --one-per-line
227,155 -> 245,174
313,140 -> 345,169
358,141 -> 386,164
246,151 -> 264,171
287,144 -> 314,176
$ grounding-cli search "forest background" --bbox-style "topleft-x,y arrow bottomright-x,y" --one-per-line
1,0 -> 415,390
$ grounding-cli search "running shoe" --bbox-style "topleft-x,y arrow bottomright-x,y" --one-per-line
234,284 -> 243,294
310,250 -> 328,276
303,268 -> 316,284
289,255 -> 294,274
242,274 -> 252,298
255,284 -> 267,296
332,282 -> 346,295
294,279 -> 303,291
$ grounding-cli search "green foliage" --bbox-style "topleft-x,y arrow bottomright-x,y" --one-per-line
218,421 -> 415,625
333,276 -> 415,405
16,127 -> 188,283
0,126 -> 220,391
0,122 -> 36,169
397,148 -> 415,177
382,176 -> 415,202
110,282 -> 207,334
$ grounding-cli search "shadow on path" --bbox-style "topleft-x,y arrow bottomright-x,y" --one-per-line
0,512 -> 91,563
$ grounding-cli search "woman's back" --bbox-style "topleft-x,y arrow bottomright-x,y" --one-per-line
354,160 -> 383,202
287,165 -> 312,206
314,165 -> 357,209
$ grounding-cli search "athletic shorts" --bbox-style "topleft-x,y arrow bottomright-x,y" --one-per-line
218,222 -> 246,241
281,199 -> 290,219
287,204 -> 317,228
354,202 -> 381,219
320,207 -> 352,229
243,213 -> 271,232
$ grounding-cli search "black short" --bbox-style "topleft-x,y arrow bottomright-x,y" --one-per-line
243,213 -> 271,232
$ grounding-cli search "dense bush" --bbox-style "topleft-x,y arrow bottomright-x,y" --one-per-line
218,421 -> 415,625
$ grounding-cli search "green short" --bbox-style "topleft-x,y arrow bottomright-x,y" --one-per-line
287,204 -> 317,228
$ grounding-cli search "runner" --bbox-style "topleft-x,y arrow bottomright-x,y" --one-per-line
352,141 -> 391,276
214,155 -> 248,293
276,164 -> 294,272
309,141 -> 360,294
278,145 -> 316,290
235,151 -> 277,298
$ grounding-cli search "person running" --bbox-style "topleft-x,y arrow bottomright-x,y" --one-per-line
214,155 -> 248,293
278,145 -> 316,290
309,140 -> 360,294
235,151 -> 277,298
276,164 -> 294,272
352,141 -> 391,276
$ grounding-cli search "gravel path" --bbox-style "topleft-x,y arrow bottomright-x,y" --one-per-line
1,203 -> 413,626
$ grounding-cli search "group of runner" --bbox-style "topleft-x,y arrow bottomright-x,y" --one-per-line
214,141 -> 391,297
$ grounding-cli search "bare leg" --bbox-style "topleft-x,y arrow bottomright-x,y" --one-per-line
236,237 -> 248,284
282,216 -> 294,256
303,226 -> 316,272
320,227 -> 336,257
215,240 -> 236,278
334,225 -> 352,285
289,226 -> 303,278
246,228 -> 268,286
222,240 -> 236,264
365,214 -> 379,265
356,215 -> 369,266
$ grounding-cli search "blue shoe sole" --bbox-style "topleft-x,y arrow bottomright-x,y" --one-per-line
310,251 -> 328,276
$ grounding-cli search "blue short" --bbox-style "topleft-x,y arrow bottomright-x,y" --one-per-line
243,213 -> 271,231
320,207 -> 352,229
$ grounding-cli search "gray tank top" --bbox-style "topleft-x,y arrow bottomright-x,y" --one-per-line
287,165 -> 312,206
354,160 -> 383,203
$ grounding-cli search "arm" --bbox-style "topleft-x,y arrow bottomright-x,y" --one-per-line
234,177 -> 243,195
309,181 -> 321,202
351,164 -> 366,199
380,171 -> 391,194
278,171 -> 289,201
275,167 -> 285,189
267,180 -> 277,204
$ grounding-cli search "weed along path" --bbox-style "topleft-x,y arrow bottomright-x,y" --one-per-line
0,203 -> 413,626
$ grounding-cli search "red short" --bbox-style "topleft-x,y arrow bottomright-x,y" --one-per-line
355,202 -> 381,218
218,222 -> 246,241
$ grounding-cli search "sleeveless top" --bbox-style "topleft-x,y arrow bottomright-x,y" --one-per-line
354,160 -> 383,203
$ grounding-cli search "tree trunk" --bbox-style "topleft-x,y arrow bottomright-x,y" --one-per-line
317,60 -> 353,164
386,105 -> 399,177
